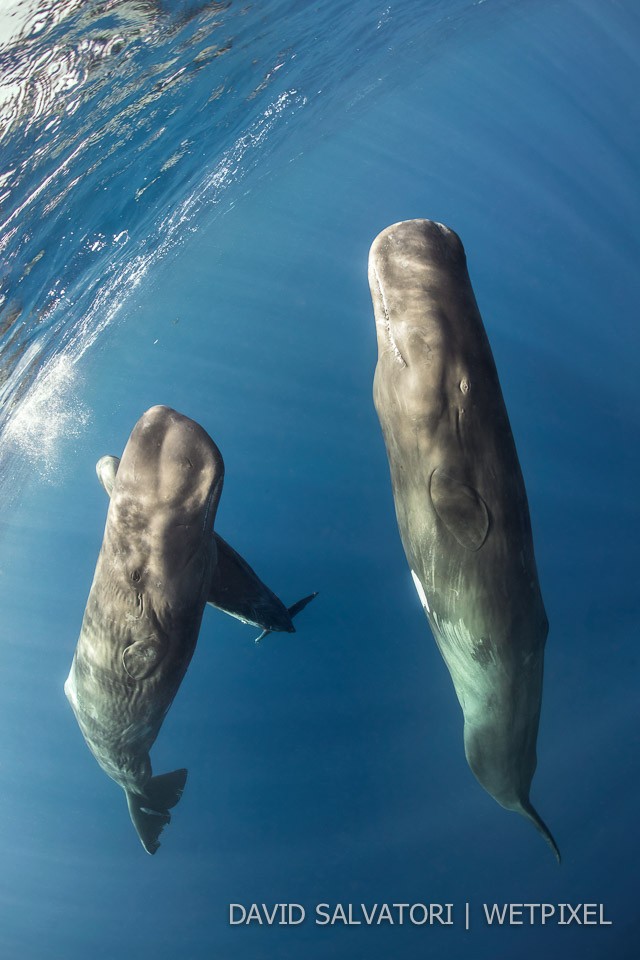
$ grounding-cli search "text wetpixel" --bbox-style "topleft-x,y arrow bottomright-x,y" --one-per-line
483,903 -> 612,926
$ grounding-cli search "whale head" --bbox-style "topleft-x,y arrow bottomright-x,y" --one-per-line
104,405 -> 224,614
369,219 -> 471,369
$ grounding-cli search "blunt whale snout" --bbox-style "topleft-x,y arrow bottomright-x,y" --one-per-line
369,219 -> 471,372
113,405 -> 225,532
108,406 -> 225,589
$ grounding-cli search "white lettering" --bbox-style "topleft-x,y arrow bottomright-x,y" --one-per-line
261,904 -> 279,925
409,904 -> 428,925
559,903 -> 583,925
377,904 -> 393,924
246,904 -> 262,924
484,903 -> 509,925
289,904 -> 305,925
229,904 -> 246,925
392,903 -> 409,924
360,904 -> 377,924
332,904 -> 349,925
430,903 -> 454,925
509,904 -> 524,924
232,901 -> 612,929
541,904 -> 556,924
600,904 -> 613,925
316,904 -> 330,925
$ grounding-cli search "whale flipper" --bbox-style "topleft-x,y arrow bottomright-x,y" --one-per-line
96,454 -> 120,496
254,592 -> 319,643
126,768 -> 188,856
208,535 -> 295,633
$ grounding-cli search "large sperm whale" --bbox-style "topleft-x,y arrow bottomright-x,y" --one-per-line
369,219 -> 559,860
66,405 -> 315,854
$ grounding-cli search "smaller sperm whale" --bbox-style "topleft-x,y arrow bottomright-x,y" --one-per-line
66,405 -> 316,854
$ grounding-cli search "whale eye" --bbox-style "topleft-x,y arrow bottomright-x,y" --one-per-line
131,569 -> 141,583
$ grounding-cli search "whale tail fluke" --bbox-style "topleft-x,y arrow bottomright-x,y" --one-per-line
255,591 -> 319,643
126,768 -> 188,855
518,799 -> 561,864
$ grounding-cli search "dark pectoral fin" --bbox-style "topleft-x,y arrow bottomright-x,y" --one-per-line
208,534 -> 294,633
430,467 -> 490,551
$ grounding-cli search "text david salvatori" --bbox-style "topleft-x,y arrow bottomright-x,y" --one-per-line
228,902 -> 613,928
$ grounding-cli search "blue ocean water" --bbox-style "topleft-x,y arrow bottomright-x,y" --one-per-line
0,0 -> 638,957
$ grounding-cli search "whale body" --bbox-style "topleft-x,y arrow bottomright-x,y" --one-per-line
369,220 -> 559,860
66,405 -> 315,853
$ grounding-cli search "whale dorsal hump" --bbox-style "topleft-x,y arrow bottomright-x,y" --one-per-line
122,638 -> 166,680
430,467 -> 489,551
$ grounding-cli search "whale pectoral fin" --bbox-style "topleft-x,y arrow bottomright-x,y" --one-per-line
126,768 -> 187,855
208,534 -> 294,633
254,591 -> 318,643
96,455 -> 120,496
122,638 -> 165,680
430,467 -> 490,551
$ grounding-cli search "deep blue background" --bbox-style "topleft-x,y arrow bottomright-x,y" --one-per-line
0,1 -> 638,957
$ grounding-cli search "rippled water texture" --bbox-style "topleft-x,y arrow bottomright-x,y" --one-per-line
0,0 -> 492,462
